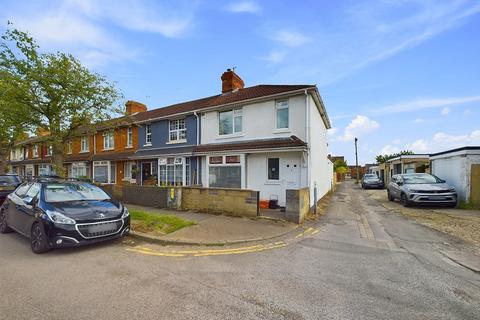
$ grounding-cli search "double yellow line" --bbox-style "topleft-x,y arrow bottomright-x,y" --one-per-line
126,241 -> 287,258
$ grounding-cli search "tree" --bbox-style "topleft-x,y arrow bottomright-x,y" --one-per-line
375,150 -> 414,164
0,70 -> 31,174
333,159 -> 348,173
0,26 -> 122,176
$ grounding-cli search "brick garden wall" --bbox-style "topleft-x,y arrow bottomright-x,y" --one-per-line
181,187 -> 259,217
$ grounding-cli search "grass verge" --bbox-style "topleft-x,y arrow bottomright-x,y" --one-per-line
130,209 -> 196,235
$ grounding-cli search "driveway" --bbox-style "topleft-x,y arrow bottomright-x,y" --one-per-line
0,180 -> 479,320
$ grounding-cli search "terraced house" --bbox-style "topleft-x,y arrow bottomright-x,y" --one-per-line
8,69 -> 332,209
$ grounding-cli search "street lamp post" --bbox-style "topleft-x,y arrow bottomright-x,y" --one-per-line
355,137 -> 359,183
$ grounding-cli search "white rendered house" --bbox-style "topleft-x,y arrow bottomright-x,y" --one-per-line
197,70 -> 332,207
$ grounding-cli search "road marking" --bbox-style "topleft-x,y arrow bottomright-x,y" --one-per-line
126,241 -> 289,258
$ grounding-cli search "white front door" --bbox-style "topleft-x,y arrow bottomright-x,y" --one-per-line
284,159 -> 300,189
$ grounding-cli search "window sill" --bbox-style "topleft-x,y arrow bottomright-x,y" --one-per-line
102,148 -> 115,151
125,146 -> 133,149
216,133 -> 244,140
265,180 -> 281,185
166,140 -> 187,145
273,129 -> 291,134
143,143 -> 152,147
79,151 -> 90,154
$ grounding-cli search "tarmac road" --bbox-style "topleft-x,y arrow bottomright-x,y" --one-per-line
0,180 -> 479,320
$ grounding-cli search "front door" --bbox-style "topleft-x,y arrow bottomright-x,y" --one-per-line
141,162 -> 152,185
285,160 -> 300,189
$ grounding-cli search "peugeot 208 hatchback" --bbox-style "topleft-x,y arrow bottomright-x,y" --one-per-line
0,179 -> 130,253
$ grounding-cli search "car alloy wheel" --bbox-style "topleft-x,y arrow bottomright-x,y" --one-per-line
0,209 -> 12,234
31,223 -> 50,254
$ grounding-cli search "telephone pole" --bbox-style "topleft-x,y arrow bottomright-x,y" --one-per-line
355,137 -> 359,183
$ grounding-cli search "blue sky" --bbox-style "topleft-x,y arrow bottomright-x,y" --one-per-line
2,0 -> 480,164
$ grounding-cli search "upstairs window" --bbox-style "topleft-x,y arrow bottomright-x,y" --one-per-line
103,131 -> 114,150
126,127 -> 133,148
219,108 -> 242,135
67,141 -> 73,154
46,145 -> 52,156
33,145 -> 39,158
276,100 -> 289,129
169,119 -> 186,142
145,124 -> 152,145
80,136 -> 89,152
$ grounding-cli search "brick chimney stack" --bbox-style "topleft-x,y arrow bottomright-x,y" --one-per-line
221,69 -> 245,94
125,100 -> 147,115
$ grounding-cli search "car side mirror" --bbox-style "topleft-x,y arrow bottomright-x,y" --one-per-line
397,181 -> 403,186
23,196 -> 36,206
440,179 -> 446,183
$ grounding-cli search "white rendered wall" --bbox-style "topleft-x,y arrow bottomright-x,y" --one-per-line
308,94 -> 332,206
431,156 -> 468,201
246,151 -> 305,206
201,94 -> 307,144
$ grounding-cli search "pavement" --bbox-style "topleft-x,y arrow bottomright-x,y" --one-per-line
0,180 -> 479,320
126,204 -> 298,245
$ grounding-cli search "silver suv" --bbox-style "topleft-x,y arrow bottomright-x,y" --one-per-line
387,173 -> 457,207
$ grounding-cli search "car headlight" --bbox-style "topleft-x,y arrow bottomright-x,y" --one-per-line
449,188 -> 456,192
46,210 -> 76,225
121,207 -> 129,219
409,189 -> 420,193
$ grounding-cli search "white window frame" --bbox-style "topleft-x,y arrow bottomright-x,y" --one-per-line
126,127 -> 133,148
33,145 -> 39,158
205,154 -> 245,189
275,99 -> 289,130
218,108 -> 243,136
67,140 -> 73,154
71,162 -> 88,178
93,161 -> 115,184
103,131 -> 114,150
80,136 -> 89,153
46,145 -> 52,157
145,124 -> 152,146
158,157 -> 186,186
123,161 -> 137,182
168,119 -> 187,143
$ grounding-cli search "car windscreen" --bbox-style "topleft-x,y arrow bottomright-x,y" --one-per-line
44,183 -> 111,203
364,175 -> 378,180
403,174 -> 442,184
0,176 -> 20,185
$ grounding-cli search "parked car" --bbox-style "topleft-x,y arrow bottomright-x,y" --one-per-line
0,179 -> 130,253
0,174 -> 22,205
387,173 -> 457,207
361,174 -> 384,189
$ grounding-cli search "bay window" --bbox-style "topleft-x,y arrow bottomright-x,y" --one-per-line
124,162 -> 137,181
103,131 -> 114,150
169,119 -> 186,142
71,162 -> 89,178
158,157 -> 190,186
93,161 -> 115,184
219,108 -> 242,135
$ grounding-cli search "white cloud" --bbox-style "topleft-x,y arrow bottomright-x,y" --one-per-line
406,139 -> 428,152
271,30 -> 311,47
3,0 -> 195,67
339,115 -> 380,142
373,96 -> 480,115
432,130 -> 480,148
224,1 -> 260,14
268,1 -> 480,85
328,127 -> 338,137
261,50 -> 285,63
413,118 -> 424,124
380,144 -> 400,155
441,106 -> 450,115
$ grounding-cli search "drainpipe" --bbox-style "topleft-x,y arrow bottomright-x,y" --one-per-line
194,111 -> 200,185
304,89 -> 311,191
